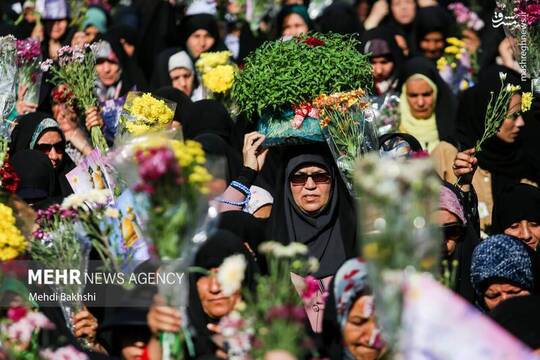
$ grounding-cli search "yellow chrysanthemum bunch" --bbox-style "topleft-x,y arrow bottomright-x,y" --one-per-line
169,140 -> 212,193
196,51 -> 232,74
202,65 -> 236,94
0,203 -> 27,261
123,93 -> 175,135
522,92 -> 533,112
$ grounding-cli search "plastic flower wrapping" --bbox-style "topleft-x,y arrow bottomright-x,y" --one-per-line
109,131 -> 217,360
436,37 -> 477,95
16,38 -> 42,105
495,0 -> 540,91
42,42 -> 108,152
354,153 -> 441,351
196,51 -> 237,110
0,194 -> 33,262
118,92 -> 176,136
369,93 -> 400,136
29,203 -> 92,348
313,88 -> 379,194
0,35 -> 18,121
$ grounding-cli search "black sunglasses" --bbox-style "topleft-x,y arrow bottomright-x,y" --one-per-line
289,172 -> 331,186
36,141 -> 65,154
440,222 -> 466,241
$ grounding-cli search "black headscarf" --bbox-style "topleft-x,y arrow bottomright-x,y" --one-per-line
153,86 -> 193,123
492,184 -> 540,234
416,5 -> 454,50
317,3 -> 363,35
456,65 -> 527,201
275,5 -> 314,39
194,133 -> 242,183
10,149 -> 59,209
188,230 -> 257,358
399,57 -> 457,144
179,14 -> 221,58
266,145 -> 357,278
180,100 -> 235,145
10,112 -> 74,199
384,0 -> 419,56
489,295 -> 540,350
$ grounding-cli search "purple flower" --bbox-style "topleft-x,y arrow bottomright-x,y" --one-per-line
16,38 -> 41,66
133,147 -> 181,194
40,59 -> 53,72
57,45 -> 72,58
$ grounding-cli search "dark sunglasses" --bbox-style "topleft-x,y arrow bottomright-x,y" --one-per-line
36,141 -> 65,154
440,222 -> 466,241
289,172 -> 331,186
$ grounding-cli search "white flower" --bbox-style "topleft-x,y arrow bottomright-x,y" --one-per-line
61,189 -> 110,210
104,207 -> 119,218
308,257 -> 320,273
61,194 -> 84,209
275,242 -> 307,258
258,241 -> 280,255
217,254 -> 246,296
499,72 -> 507,81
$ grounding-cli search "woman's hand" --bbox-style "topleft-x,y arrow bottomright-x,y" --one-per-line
453,148 -> 477,185
15,85 -> 38,115
84,107 -> 104,130
363,0 -> 388,30
147,294 -> 182,336
72,306 -> 98,344
242,132 -> 268,172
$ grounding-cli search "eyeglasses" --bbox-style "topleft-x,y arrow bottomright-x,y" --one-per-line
36,141 -> 65,154
440,222 -> 466,241
289,172 -> 331,186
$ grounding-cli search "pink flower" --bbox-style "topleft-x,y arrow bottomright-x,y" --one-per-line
302,275 -> 319,301
7,306 -> 27,322
25,311 -> 54,330
7,318 -> 34,343
40,59 -> 53,72
41,345 -> 89,360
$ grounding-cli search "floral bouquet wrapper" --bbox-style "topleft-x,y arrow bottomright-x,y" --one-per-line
257,104 -> 324,147
314,89 -> 379,194
0,35 -> 18,120
354,154 -> 441,349
118,92 -> 177,137
16,38 -> 42,105
369,94 -> 400,136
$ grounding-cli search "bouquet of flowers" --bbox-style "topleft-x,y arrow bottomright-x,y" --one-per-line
30,204 -> 92,347
0,197 -> 29,262
447,2 -> 484,32
370,94 -> 400,136
0,35 -> 17,120
0,305 -> 55,359
243,242 -> 319,359
16,38 -> 42,105
111,134 -> 215,360
313,88 -> 378,193
0,160 -> 20,194
354,154 -> 441,351
118,92 -> 176,136
196,51 -> 237,109
437,37 -> 477,94
232,33 -> 372,147
42,43 -> 108,153
495,0 -> 540,92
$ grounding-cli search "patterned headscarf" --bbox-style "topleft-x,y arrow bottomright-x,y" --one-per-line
29,118 -> 61,150
439,184 -> 466,225
471,234 -> 534,295
334,258 -> 370,330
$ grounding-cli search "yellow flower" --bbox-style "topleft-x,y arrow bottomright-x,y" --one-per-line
362,243 -> 379,260
436,57 -> 447,70
459,79 -> 469,90
446,37 -> 465,47
522,92 -> 533,112
123,93 -> 175,134
444,46 -> 460,54
202,65 -> 236,94
196,51 -> 233,74
0,203 -> 27,261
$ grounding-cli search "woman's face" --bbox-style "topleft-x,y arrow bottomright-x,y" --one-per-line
497,94 -> 525,143
50,19 -> 68,40
289,164 -> 332,214
405,78 -> 435,119
505,220 -> 540,250
96,59 -> 121,87
433,209 -> 461,256
196,269 -> 241,319
85,25 -> 100,44
391,0 -> 416,25
71,31 -> 86,48
419,31 -> 445,60
170,67 -> 195,96
282,13 -> 309,37
484,281 -> 530,310
371,56 -> 395,82
36,131 -> 64,169
187,29 -> 215,59
342,296 -> 383,360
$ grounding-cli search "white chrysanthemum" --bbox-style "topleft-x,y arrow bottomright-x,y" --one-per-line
62,189 -> 110,210
61,194 -> 84,209
217,254 -> 246,296
308,257 -> 320,273
258,241 -> 280,254
104,207 -> 119,218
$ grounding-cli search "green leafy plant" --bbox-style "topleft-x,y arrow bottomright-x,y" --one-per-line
232,32 -> 373,117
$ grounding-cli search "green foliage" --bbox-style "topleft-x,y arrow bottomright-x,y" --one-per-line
232,32 -> 373,117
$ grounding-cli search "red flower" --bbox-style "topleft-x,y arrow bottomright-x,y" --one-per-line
0,161 -> 21,194
303,37 -> 325,48
7,306 -> 28,322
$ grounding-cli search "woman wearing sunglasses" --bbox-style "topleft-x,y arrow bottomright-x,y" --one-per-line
10,112 -> 76,200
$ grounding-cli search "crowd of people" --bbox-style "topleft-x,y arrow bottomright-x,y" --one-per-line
1,0 -> 540,359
